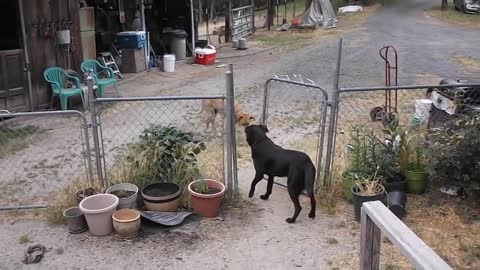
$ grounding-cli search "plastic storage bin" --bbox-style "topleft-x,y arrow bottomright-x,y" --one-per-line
116,31 -> 146,49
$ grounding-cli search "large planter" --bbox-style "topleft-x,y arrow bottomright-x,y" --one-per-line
342,171 -> 369,202
352,185 -> 386,223
141,182 -> 182,212
63,206 -> 87,234
106,183 -> 139,209
404,169 -> 428,194
188,179 -> 225,218
387,191 -> 407,219
112,209 -> 141,239
79,194 -> 119,236
383,175 -> 407,193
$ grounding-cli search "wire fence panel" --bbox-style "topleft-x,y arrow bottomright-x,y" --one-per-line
261,76 -> 329,187
94,98 -> 226,189
331,86 -> 480,185
0,111 -> 91,207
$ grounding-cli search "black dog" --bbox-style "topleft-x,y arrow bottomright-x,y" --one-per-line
245,124 -> 316,223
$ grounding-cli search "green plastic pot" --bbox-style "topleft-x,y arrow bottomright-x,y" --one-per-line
404,169 -> 428,194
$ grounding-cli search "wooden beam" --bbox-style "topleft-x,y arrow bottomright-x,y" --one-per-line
361,201 -> 452,270
360,208 -> 381,270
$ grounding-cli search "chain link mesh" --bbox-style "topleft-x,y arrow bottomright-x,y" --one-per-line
253,77 -> 329,186
0,113 -> 90,206
332,86 -> 480,182
95,99 -> 226,187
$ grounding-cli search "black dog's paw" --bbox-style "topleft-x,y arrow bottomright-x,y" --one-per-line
285,217 -> 296,223
260,194 -> 269,200
248,191 -> 254,198
308,212 -> 315,219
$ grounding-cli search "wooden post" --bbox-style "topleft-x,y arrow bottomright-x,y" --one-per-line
225,0 -> 231,43
360,207 -> 381,270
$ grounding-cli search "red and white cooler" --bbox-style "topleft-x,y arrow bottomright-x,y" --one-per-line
195,45 -> 216,65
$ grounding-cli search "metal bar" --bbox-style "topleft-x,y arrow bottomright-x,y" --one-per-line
315,100 -> 328,188
228,64 -> 238,192
323,38 -> 343,187
339,83 -> 480,93
231,5 -> 254,12
18,0 -> 34,111
87,74 -> 105,186
233,30 -> 253,40
140,0 -> 148,70
190,0 -> 195,52
225,66 -> 234,194
95,95 -> 226,102
232,20 -> 253,30
232,27 -> 254,37
0,205 -> 48,211
232,13 -> 253,21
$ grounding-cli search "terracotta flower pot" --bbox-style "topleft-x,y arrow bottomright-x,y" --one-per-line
112,209 -> 141,239
188,179 -> 225,218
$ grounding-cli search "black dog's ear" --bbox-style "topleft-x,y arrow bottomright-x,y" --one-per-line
259,124 -> 268,133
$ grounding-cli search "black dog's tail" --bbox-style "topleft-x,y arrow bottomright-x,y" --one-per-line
304,161 -> 316,194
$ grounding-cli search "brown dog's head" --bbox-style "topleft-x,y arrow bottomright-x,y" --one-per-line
236,112 -> 255,127
245,124 -> 268,146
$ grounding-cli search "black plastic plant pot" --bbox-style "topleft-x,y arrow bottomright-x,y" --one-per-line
352,185 -> 386,223
383,176 -> 407,193
387,191 -> 407,219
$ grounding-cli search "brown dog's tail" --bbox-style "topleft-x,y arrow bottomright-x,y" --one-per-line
190,101 -> 205,114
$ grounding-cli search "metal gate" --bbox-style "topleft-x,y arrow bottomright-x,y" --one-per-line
261,75 -> 330,189
230,0 -> 255,40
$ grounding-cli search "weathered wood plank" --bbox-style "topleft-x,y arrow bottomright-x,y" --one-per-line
360,208 -> 381,270
362,201 -> 452,270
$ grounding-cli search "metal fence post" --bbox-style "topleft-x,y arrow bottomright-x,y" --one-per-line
225,64 -> 236,194
86,71 -> 105,187
323,38 -> 343,187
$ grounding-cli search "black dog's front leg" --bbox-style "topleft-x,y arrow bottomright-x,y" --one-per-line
260,175 -> 274,200
248,173 -> 263,198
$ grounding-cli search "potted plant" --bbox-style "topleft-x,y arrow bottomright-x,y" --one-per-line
106,183 -> 139,209
187,179 -> 225,218
342,127 -> 377,202
112,209 -> 141,239
351,168 -> 386,223
75,187 -> 101,204
403,145 -> 428,194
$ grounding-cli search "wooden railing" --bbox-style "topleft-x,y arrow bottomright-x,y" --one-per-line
360,201 -> 452,270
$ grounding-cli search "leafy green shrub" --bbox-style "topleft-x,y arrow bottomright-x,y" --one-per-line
426,114 -> 480,196
122,125 -> 206,189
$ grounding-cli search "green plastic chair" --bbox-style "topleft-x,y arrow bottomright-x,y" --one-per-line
81,59 -> 120,97
43,67 -> 85,110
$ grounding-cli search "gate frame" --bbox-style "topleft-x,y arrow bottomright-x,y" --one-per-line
87,67 -> 239,196
0,109 -> 93,210
261,76 -> 330,189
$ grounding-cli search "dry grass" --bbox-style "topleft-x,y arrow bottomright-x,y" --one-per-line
426,3 -> 480,30
45,178 -> 102,225
253,4 -> 380,51
451,55 -> 480,72
331,195 -> 480,269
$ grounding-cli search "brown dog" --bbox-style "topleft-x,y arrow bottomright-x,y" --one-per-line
195,99 -> 254,135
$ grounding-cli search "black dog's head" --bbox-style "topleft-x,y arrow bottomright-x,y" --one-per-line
245,124 -> 269,146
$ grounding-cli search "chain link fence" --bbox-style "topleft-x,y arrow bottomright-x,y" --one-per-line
93,97 -> 228,190
0,111 -> 92,208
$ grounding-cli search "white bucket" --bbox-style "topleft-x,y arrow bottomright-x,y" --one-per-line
415,99 -> 433,120
163,54 -> 175,72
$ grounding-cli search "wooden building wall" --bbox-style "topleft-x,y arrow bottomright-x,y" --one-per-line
22,0 -> 83,110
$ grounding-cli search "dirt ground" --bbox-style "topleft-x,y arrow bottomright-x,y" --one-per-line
1,0 -> 480,269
